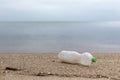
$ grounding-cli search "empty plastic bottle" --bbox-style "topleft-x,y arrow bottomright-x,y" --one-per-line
58,50 -> 96,66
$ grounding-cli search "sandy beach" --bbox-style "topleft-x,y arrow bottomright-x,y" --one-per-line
0,53 -> 120,80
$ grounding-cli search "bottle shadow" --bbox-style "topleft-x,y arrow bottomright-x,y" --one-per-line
59,61 -> 90,67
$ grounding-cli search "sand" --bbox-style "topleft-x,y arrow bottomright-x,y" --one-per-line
0,53 -> 120,80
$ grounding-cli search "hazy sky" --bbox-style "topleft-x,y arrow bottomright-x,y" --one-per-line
0,0 -> 120,21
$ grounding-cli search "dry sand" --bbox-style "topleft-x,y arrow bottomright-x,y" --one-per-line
0,53 -> 120,80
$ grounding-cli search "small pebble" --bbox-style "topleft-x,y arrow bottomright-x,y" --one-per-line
52,60 -> 55,62
1,61 -> 3,63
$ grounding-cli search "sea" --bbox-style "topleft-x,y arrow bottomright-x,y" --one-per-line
0,21 -> 120,53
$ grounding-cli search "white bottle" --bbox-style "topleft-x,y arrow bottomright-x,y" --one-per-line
58,50 -> 81,64
58,51 -> 96,66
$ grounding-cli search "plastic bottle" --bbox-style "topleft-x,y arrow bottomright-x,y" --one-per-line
58,50 -> 96,66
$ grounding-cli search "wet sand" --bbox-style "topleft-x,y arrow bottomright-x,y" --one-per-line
0,53 -> 120,80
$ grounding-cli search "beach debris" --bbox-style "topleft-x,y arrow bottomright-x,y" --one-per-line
36,72 -> 72,77
36,72 -> 47,76
58,50 -> 96,66
96,74 -> 108,78
36,72 -> 52,76
5,67 -> 21,71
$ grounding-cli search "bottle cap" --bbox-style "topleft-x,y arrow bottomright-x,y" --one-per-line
92,57 -> 96,62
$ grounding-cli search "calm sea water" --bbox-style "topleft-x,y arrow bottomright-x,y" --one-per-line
0,21 -> 120,53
